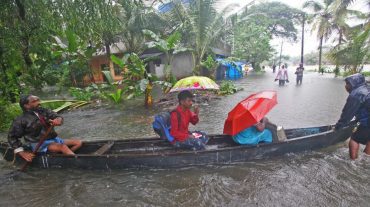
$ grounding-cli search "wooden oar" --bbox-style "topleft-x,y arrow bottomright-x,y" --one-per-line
0,126 -> 53,184
20,126 -> 54,172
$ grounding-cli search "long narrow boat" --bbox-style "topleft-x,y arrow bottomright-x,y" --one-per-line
0,124 -> 354,169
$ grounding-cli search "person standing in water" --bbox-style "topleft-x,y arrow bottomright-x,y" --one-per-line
275,65 -> 289,86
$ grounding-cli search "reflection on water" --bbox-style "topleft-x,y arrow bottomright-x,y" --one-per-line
1,72 -> 369,206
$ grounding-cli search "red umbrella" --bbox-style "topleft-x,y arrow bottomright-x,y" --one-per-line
223,90 -> 277,136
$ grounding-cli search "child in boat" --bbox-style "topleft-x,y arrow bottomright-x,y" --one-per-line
170,90 -> 208,150
233,117 -> 278,145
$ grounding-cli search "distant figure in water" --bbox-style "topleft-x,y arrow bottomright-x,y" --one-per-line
334,73 -> 370,160
275,65 -> 289,86
295,63 -> 304,85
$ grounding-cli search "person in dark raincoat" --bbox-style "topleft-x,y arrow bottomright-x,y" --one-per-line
335,73 -> 370,160
8,95 -> 82,162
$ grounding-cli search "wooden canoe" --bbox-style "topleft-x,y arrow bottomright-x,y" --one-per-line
0,124 -> 354,169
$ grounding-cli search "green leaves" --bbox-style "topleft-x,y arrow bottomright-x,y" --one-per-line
232,22 -> 273,70
166,32 -> 182,50
66,29 -> 78,53
143,29 -> 160,42
219,80 -> 240,95
111,54 -> 125,68
107,88 -> 123,104
242,2 -> 302,41
143,30 -> 182,52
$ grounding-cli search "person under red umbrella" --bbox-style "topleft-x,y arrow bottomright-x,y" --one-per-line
232,117 -> 278,145
224,90 -> 279,144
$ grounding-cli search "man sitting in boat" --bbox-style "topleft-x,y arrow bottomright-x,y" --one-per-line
170,90 -> 209,150
334,73 -> 370,160
233,117 -> 278,145
8,95 -> 82,162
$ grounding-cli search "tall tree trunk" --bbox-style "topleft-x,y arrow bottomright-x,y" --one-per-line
15,0 -> 33,68
334,31 -> 342,77
318,36 -> 323,74
300,14 -> 305,65
105,41 -> 115,80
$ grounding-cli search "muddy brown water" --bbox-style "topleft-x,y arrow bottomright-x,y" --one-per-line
1,71 -> 369,206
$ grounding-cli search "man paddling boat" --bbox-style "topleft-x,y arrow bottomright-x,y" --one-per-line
8,95 -> 82,162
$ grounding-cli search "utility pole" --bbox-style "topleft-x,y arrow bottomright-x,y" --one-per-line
301,13 -> 305,65
279,40 -> 283,69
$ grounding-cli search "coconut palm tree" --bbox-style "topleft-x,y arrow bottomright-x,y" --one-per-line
328,0 -> 370,73
161,0 -> 237,75
334,0 -> 370,51
117,0 -> 168,53
303,0 -> 335,74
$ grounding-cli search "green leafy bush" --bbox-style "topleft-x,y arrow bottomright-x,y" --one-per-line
69,87 -> 94,101
106,88 -> 123,104
0,100 -> 22,132
219,80 -> 238,95
362,71 -> 370,77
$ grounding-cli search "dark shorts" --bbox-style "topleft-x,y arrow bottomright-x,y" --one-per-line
173,131 -> 209,150
352,126 -> 370,145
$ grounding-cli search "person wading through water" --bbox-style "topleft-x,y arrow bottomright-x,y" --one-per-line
334,73 -> 370,160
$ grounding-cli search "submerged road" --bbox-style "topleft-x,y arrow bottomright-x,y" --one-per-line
0,71 -> 369,206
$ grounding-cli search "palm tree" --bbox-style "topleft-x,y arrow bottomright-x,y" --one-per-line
162,0 -> 237,75
303,0 -> 335,74
328,0 -> 370,73
117,0 -> 167,53
331,6 -> 352,75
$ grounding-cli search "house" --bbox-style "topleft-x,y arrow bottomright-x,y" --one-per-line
86,39 -> 231,85
141,41 -> 232,79
87,42 -> 126,84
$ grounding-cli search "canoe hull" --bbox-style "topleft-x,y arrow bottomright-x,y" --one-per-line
0,124 -> 354,169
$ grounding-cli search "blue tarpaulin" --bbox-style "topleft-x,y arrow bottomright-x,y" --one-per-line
216,58 -> 244,80
158,0 -> 193,13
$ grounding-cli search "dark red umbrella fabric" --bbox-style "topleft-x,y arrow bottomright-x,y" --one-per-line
223,90 -> 277,136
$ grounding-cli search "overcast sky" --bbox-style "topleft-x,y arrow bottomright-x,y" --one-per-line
219,0 -> 369,57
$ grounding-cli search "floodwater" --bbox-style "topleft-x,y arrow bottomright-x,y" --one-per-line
1,71 -> 370,206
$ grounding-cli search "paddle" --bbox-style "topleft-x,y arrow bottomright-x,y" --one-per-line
0,126 -> 53,184
19,126 -> 54,172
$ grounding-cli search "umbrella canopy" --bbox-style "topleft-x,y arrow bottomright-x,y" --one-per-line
223,90 -> 277,136
170,76 -> 219,93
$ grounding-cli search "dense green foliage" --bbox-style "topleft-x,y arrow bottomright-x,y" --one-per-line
0,102 -> 22,132
219,80 -> 239,95
232,23 -> 273,71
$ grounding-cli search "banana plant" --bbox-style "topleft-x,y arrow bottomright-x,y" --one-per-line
111,53 -> 172,107
143,29 -> 190,82
107,88 -> 123,104
201,55 -> 219,79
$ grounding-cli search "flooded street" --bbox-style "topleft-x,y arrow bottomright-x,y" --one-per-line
1,71 -> 369,206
